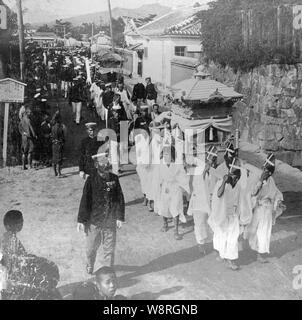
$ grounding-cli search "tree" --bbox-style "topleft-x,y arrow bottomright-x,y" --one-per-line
199,0 -> 299,72
0,0 -> 18,77
36,24 -> 54,33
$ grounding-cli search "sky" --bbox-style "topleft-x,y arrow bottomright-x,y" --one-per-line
3,0 -> 210,18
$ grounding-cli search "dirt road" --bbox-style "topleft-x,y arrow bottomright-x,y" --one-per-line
1,98 -> 302,300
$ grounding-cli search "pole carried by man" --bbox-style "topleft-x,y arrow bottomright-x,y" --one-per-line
245,153 -> 286,263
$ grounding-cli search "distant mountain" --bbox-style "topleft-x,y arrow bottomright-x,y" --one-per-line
28,3 -> 171,27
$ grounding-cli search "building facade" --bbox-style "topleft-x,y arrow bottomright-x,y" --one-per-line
125,5 -> 206,87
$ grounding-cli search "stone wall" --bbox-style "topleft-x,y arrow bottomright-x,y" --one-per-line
201,62 -> 302,166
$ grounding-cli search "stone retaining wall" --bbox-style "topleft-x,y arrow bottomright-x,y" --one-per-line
201,62 -> 302,166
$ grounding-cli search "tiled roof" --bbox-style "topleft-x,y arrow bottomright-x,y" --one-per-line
128,5 -> 207,37
171,56 -> 199,67
166,16 -> 201,36
173,79 -> 243,102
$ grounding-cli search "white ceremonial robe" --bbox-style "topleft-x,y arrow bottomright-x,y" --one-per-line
209,181 -> 241,260
215,160 -> 254,228
135,132 -> 151,196
145,131 -> 163,204
246,176 -> 284,254
157,163 -> 190,223
90,83 -> 105,120
188,164 -> 218,244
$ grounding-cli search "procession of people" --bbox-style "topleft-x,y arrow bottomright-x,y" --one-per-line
1,41 -> 287,300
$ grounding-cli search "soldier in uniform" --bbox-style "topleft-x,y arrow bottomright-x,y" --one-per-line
77,151 -> 125,275
79,123 -> 103,179
18,108 -> 37,170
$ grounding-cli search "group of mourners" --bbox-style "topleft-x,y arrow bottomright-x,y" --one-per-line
132,112 -> 286,271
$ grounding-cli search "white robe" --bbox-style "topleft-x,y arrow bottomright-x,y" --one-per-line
215,160 -> 254,227
145,131 -> 163,204
209,181 -> 241,260
246,176 -> 284,254
135,132 -> 151,196
90,83 -> 105,120
157,163 -> 190,223
188,164 -> 218,244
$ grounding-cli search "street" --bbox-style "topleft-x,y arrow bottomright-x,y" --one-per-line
1,97 -> 302,300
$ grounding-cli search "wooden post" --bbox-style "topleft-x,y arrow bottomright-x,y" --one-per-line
107,0 -> 115,52
91,22 -> 94,61
3,102 -> 9,167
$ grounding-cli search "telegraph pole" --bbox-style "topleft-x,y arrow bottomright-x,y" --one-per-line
91,22 -> 94,60
107,0 -> 114,51
16,0 -> 25,81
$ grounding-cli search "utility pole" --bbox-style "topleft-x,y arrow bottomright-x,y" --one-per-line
91,22 -> 94,60
16,0 -> 25,81
107,0 -> 114,51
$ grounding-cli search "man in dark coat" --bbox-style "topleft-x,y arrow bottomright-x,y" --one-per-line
18,108 -> 37,170
102,84 -> 115,109
145,77 -> 157,109
77,151 -> 125,275
69,77 -> 86,125
79,123 -> 103,179
131,81 -> 146,105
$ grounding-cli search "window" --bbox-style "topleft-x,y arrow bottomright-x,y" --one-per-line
175,46 -> 186,56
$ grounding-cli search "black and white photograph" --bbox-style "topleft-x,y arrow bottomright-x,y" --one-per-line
0,0 -> 302,303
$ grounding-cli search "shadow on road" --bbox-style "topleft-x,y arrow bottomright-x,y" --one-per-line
130,286 -> 184,300
239,230 -> 302,266
115,245 -> 206,289
126,198 -> 145,207
282,192 -> 302,217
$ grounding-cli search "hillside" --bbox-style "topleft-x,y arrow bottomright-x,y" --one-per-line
63,4 -> 171,26
23,2 -> 171,27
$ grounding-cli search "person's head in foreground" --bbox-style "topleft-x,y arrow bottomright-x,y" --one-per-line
73,281 -> 100,300
3,210 -> 24,234
95,266 -> 117,299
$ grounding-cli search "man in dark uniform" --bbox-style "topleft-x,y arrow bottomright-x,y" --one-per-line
77,151 -> 125,275
18,108 -> 37,170
79,123 -> 103,179
69,77 -> 86,125
131,81 -> 146,106
40,113 -> 52,167
102,83 -> 115,109
145,77 -> 158,109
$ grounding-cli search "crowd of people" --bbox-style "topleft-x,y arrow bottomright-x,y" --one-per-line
0,42 -> 288,300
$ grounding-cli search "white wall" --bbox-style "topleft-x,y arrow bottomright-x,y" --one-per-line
142,36 -> 201,87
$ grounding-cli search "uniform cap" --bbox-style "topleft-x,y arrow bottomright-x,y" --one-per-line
85,122 -> 97,129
